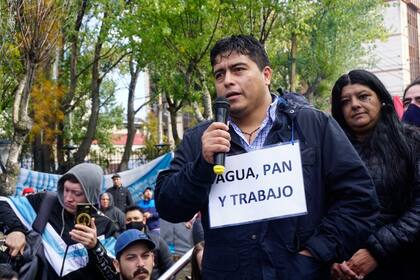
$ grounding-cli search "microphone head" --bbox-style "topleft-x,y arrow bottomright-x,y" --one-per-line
214,96 -> 230,109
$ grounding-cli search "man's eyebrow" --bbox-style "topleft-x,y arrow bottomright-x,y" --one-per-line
230,62 -> 247,68
213,68 -> 224,74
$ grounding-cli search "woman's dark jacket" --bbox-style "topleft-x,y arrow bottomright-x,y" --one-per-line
356,125 -> 420,280
155,99 -> 379,280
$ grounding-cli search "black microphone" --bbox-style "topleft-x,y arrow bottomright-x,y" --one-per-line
213,96 -> 230,175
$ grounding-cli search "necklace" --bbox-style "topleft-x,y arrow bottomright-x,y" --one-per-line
240,126 -> 261,143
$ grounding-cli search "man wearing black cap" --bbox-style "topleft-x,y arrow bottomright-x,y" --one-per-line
113,229 -> 155,280
107,174 -> 134,212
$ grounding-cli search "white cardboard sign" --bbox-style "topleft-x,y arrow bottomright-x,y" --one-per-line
209,142 -> 307,228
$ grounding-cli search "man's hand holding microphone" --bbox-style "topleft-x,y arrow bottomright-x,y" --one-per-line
202,97 -> 230,174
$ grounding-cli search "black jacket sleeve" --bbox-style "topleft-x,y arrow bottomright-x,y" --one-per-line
303,114 -> 379,262
126,188 -> 134,207
365,138 -> 420,264
87,241 -> 118,280
0,199 -> 28,234
155,123 -> 216,222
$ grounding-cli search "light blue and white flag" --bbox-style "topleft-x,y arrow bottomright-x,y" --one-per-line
15,153 -> 173,204
102,153 -> 173,204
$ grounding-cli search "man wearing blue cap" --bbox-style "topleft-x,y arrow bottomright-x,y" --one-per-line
114,229 -> 156,280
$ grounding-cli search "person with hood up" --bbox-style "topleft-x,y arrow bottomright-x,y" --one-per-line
0,163 -> 118,279
99,192 -> 125,233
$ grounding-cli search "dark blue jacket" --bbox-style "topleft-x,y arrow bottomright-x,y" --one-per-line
156,99 -> 379,280
137,199 -> 160,231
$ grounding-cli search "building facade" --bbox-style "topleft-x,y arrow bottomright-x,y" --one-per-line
369,0 -> 420,96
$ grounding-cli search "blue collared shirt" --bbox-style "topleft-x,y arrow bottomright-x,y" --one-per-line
230,96 -> 278,152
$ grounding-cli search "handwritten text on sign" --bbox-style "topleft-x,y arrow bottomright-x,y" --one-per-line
209,142 -> 307,228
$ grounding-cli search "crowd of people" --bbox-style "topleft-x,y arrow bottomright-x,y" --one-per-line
0,34 -> 419,280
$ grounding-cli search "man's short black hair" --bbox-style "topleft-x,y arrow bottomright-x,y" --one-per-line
111,174 -> 121,179
210,35 -> 270,71
125,205 -> 144,214
60,173 -> 79,184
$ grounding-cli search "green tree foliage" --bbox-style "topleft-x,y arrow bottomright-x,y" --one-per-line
118,0 -> 226,144
0,0 -> 388,181
70,79 -> 124,153
270,0 -> 387,106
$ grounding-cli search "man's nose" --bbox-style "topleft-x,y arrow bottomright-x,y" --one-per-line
65,194 -> 74,202
136,256 -> 145,267
223,71 -> 234,86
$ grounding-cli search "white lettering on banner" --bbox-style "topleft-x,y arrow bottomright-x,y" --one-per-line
208,142 -> 307,228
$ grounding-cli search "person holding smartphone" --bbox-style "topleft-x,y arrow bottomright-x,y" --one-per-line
0,163 -> 118,279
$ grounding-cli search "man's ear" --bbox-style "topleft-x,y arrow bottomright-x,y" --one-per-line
113,259 -> 120,273
262,66 -> 272,86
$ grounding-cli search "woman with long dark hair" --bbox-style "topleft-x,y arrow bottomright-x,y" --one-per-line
330,69 -> 420,280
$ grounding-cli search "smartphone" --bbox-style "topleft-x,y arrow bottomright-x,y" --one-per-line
75,203 -> 92,226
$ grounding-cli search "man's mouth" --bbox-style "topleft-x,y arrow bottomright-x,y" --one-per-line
133,268 -> 149,278
64,203 -> 75,210
226,92 -> 241,99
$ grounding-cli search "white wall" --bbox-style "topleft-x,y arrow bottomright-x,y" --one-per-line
369,0 -> 412,96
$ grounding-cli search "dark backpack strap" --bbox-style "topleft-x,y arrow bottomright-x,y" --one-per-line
32,192 -> 57,234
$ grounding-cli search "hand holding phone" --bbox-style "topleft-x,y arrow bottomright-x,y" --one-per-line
71,204 -> 98,249
75,203 -> 92,226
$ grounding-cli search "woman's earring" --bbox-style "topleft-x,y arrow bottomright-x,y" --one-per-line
382,102 -> 386,106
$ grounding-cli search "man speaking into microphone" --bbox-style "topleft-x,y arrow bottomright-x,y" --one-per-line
155,35 -> 378,279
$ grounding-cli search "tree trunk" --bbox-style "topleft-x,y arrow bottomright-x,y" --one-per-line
58,0 -> 87,171
197,70 -> 213,120
157,94 -> 163,144
73,13 -> 109,164
0,61 -> 36,195
168,106 -> 180,146
119,58 -> 141,172
192,101 -> 205,122
164,92 -> 181,146
289,32 -> 297,92
304,75 -> 323,103
56,121 -> 66,172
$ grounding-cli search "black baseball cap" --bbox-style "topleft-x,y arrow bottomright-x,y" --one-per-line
111,174 -> 121,179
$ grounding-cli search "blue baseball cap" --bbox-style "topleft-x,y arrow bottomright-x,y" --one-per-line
115,229 -> 156,258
